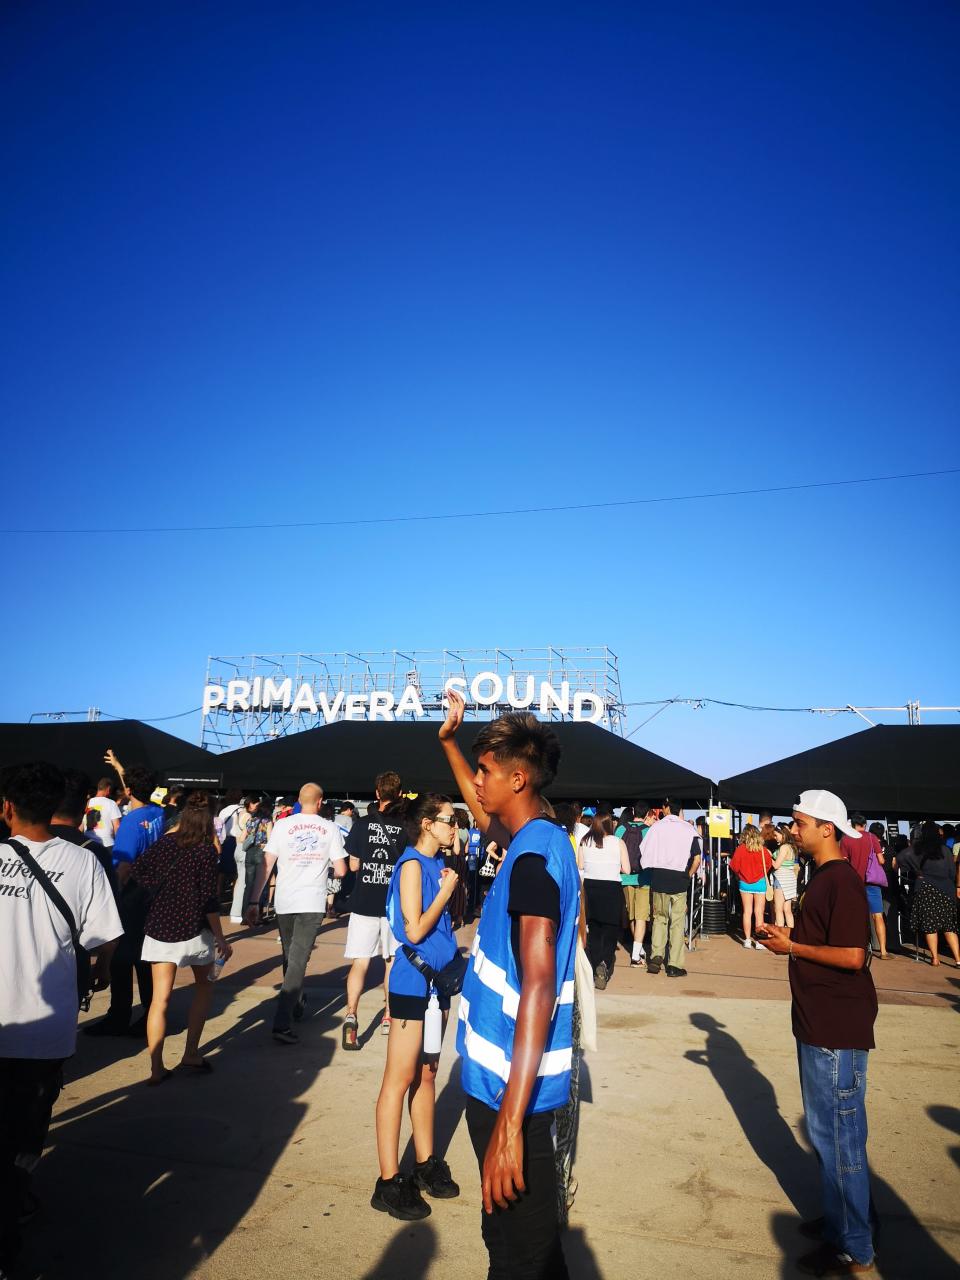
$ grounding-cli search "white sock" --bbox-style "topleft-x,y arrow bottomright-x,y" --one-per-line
631,941 -> 641,961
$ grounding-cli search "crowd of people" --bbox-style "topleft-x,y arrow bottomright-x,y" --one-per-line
1,700 -> 959,1278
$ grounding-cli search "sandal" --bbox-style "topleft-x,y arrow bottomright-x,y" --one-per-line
180,1058 -> 214,1074
147,1069 -> 174,1087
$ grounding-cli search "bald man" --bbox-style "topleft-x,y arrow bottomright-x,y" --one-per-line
247,783 -> 347,1044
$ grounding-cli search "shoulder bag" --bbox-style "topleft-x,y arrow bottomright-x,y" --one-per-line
7,838 -> 93,1011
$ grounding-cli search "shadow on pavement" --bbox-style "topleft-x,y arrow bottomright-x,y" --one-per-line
686,1012 -> 959,1278
360,1220 -> 436,1279
22,979 -> 341,1280
562,1225 -> 605,1277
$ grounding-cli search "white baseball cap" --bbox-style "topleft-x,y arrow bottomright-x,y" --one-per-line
793,789 -> 860,839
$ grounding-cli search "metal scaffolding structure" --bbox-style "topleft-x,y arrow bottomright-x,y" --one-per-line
200,645 -> 626,750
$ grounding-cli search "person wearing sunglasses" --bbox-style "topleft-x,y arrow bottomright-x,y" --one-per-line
372,794 -> 461,1220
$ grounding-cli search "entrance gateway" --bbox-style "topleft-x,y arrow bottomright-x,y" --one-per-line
200,646 -> 626,751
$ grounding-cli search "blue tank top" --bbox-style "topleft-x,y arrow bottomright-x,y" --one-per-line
386,847 -> 458,998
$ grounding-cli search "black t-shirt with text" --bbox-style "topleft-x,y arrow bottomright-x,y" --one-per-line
345,811 -> 407,917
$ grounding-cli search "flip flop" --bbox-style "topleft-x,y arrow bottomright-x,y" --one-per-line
179,1059 -> 214,1074
147,1069 -> 174,1087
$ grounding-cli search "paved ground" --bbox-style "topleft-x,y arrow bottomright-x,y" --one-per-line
20,919 -> 960,1280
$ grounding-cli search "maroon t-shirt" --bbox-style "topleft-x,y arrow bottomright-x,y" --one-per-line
789,858 -> 878,1050
840,831 -> 879,883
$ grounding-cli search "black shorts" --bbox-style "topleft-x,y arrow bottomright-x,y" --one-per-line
388,991 -> 451,1020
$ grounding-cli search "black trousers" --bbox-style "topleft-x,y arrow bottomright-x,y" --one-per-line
0,1057 -> 63,1268
106,927 -> 153,1025
466,1097 -> 569,1280
586,920 -> 618,974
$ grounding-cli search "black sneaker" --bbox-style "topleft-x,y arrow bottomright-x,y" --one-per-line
371,1174 -> 431,1220
413,1155 -> 460,1199
646,956 -> 664,975
273,1028 -> 299,1045
594,962 -> 609,991
665,965 -> 687,978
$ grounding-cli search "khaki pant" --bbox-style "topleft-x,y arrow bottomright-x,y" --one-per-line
650,889 -> 687,967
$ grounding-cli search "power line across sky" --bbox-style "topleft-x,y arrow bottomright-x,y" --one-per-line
2,468 -> 957,537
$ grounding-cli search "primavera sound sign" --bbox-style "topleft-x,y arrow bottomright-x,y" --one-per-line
202,672 -> 606,724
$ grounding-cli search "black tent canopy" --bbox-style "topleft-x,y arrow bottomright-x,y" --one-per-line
216,720 -> 714,802
718,725 -> 960,818
0,720 -> 220,787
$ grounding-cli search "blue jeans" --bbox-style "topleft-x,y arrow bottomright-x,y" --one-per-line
797,1041 -> 875,1264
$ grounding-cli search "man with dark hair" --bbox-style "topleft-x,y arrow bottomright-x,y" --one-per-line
841,815 -> 888,960
440,692 -> 579,1279
50,770 -> 115,887
341,773 -> 407,1049
85,776 -> 121,851
619,804 -> 657,966
758,791 -> 878,1276
85,763 -> 165,1038
0,762 -> 122,1272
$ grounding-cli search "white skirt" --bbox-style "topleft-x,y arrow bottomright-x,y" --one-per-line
142,929 -> 216,967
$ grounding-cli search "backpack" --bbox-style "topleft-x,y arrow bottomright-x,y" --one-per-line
620,823 -> 648,875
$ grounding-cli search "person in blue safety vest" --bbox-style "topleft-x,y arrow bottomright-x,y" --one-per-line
439,690 -> 580,1279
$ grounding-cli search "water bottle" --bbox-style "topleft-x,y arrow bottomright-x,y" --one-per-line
211,953 -> 227,981
423,988 -> 442,1054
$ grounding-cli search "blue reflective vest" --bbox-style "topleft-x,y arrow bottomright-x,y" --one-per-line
456,817 -> 580,1114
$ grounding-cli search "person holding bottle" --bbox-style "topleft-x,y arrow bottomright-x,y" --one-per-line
372,794 -> 461,1220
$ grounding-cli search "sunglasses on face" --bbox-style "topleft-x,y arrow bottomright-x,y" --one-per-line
432,814 -> 457,827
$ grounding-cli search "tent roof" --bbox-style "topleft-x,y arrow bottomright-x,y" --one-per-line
216,720 -> 715,802
0,720 -> 220,787
718,724 -> 960,818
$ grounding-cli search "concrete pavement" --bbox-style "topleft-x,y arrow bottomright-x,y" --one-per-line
19,921 -> 960,1279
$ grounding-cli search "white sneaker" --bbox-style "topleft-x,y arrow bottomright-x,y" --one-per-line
743,938 -> 753,948
753,940 -> 767,951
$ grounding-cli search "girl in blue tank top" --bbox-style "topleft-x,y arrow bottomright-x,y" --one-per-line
373,794 -> 461,1220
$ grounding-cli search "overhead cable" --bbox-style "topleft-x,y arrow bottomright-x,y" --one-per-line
2,466 -> 957,536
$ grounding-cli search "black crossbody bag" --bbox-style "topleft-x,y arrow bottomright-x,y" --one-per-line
7,838 -> 93,1011
400,945 -> 468,999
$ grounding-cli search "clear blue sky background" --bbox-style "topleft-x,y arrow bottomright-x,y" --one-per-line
1,2 -> 957,780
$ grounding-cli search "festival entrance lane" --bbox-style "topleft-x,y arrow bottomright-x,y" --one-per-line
22,917 -> 960,1279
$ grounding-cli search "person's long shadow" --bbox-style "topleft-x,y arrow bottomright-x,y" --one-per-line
684,1011 -> 817,1216
24,966 -> 341,1280
686,1012 -> 960,1278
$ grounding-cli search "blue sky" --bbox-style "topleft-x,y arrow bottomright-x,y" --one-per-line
1,1 -> 957,780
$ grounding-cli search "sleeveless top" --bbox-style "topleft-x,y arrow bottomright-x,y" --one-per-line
386,847 -> 458,998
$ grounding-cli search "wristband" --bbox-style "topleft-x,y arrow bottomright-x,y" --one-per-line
788,940 -> 794,960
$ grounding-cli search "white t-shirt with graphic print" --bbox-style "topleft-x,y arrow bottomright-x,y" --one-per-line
265,813 -> 346,914
0,836 -> 123,1058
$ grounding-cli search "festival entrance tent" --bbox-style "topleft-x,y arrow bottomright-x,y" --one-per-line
216,720 -> 715,802
0,719 -> 221,787
718,724 -> 960,818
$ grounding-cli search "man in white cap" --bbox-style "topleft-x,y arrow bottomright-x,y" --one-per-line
758,790 -> 878,1277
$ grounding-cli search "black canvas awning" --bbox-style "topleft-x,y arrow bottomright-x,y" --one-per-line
718,724 -> 960,818
0,720 -> 220,788
216,720 -> 715,803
